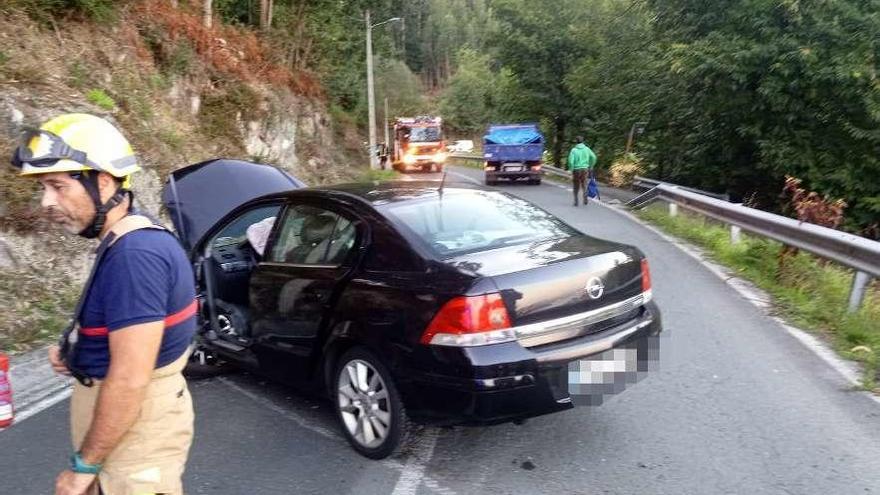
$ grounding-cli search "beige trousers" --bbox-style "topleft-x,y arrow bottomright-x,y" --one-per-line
71,351 -> 194,495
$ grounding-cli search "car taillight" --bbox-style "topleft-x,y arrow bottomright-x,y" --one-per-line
420,293 -> 515,347
641,258 -> 653,301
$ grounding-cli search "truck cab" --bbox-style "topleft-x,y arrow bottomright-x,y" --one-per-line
392,116 -> 447,173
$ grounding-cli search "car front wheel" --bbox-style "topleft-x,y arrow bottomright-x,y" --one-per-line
334,348 -> 410,459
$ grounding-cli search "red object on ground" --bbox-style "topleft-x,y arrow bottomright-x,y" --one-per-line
0,352 -> 13,428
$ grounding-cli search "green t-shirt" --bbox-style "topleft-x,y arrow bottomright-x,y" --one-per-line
568,143 -> 597,170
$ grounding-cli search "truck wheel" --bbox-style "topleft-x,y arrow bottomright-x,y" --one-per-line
529,178 -> 542,185
334,347 -> 412,459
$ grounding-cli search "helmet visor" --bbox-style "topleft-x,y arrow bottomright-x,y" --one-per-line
10,129 -> 103,171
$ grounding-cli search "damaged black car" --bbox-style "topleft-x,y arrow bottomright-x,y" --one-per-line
162,159 -> 662,459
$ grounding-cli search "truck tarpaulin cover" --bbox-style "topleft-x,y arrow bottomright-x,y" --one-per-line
484,126 -> 543,145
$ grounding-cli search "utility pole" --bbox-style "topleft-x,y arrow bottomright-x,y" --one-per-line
384,97 -> 391,164
366,10 -> 378,169
364,12 -> 401,170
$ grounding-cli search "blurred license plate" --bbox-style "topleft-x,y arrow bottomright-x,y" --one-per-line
568,347 -> 637,385
503,165 -> 523,171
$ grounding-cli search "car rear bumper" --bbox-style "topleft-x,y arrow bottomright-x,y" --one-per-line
397,301 -> 662,425
486,170 -> 541,180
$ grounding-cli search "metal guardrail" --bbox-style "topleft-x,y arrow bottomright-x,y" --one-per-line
449,153 -> 573,179
449,152 -> 482,161
448,156 -> 877,309
632,176 -> 730,201
628,183 -> 880,311
541,164 -> 571,179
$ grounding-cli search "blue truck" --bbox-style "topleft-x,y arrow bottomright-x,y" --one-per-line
483,124 -> 544,185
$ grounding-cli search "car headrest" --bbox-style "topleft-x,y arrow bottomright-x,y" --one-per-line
301,214 -> 336,244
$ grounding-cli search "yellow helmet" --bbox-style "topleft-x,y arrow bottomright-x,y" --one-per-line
11,113 -> 140,189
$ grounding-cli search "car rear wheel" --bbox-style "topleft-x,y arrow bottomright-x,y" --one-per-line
334,347 -> 410,459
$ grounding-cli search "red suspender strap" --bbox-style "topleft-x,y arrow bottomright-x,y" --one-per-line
80,299 -> 198,337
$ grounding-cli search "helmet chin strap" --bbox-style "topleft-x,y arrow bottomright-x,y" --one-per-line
74,172 -> 130,239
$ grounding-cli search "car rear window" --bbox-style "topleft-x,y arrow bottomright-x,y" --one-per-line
382,190 -> 575,258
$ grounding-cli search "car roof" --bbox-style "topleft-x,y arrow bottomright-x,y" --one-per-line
301,180 -> 486,207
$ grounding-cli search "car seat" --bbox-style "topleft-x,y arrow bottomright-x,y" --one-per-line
285,213 -> 337,264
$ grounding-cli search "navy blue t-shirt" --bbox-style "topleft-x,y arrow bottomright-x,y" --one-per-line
75,229 -> 197,379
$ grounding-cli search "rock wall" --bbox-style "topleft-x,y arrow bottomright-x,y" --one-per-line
0,8 -> 365,352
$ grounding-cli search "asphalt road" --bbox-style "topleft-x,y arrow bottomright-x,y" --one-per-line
3,165 -> 880,495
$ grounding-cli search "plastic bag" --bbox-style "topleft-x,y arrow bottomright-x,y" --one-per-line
587,172 -> 600,200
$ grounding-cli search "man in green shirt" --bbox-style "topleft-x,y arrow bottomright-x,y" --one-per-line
567,136 -> 597,206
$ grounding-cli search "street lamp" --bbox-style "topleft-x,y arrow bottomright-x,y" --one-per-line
366,11 -> 402,170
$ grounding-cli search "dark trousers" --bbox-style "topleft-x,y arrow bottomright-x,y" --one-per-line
572,169 -> 588,205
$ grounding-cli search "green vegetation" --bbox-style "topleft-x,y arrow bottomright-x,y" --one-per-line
430,0 -> 880,239
0,269 -> 79,353
86,88 -> 116,110
199,82 -> 263,143
638,204 -> 880,389
67,60 -> 91,89
6,0 -> 118,24
4,0 -> 876,237
360,169 -> 399,182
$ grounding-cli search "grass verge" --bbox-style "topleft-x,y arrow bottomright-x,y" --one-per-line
637,204 -> 880,390
0,269 -> 79,353
359,169 -> 400,182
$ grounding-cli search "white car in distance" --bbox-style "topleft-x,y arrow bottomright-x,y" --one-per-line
447,140 -> 475,153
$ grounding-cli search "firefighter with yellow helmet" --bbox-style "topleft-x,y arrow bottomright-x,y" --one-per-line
11,114 -> 196,495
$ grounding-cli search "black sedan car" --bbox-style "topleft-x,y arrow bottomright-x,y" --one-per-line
162,159 -> 662,459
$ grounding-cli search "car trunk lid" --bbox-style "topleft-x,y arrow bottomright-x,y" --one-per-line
446,235 -> 647,346
161,159 -> 304,252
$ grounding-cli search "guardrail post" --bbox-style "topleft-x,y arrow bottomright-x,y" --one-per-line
668,203 -> 678,217
847,271 -> 872,313
730,225 -> 742,244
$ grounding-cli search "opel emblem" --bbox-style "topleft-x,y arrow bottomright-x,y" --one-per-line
586,277 -> 604,299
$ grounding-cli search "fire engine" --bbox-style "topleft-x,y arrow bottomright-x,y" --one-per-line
391,116 -> 446,173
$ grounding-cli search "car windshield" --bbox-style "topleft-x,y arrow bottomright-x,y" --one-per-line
409,126 -> 441,142
382,191 -> 575,257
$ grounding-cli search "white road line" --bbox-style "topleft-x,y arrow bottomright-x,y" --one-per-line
217,376 -> 342,441
447,170 -> 480,185
391,427 -> 440,495
220,377 -> 454,493
1,386 -> 71,430
450,164 -> 878,403
589,194 -> 880,404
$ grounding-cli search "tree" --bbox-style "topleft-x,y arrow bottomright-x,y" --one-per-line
439,49 -> 499,135
643,0 -> 880,234
376,57 -> 428,118
202,0 -> 212,28
260,0 -> 273,30
489,0 -> 594,167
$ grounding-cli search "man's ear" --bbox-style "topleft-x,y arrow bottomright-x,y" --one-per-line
96,172 -> 121,198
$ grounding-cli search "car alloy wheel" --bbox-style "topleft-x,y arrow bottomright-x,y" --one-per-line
333,348 -> 409,459
338,359 -> 391,448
